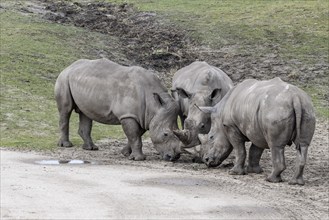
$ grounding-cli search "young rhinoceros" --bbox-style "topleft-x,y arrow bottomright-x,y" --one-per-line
171,61 -> 233,148
199,78 -> 315,185
55,58 -> 181,161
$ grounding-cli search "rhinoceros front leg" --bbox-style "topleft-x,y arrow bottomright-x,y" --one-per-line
267,146 -> 286,183
229,142 -> 247,175
78,112 -> 98,151
225,127 -> 246,175
121,118 -> 146,161
247,144 -> 264,174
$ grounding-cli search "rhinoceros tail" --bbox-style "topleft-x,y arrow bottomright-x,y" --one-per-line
293,96 -> 302,151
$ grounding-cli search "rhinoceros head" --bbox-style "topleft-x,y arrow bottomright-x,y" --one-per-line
195,108 -> 233,167
174,88 -> 222,148
149,93 -> 181,161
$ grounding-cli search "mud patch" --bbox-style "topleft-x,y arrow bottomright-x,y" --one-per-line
30,120 -> 327,220
208,205 -> 282,219
2,120 -> 328,219
29,0 -> 328,92
39,0 -> 198,78
35,159 -> 94,165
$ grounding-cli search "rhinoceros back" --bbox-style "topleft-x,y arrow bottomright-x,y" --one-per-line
221,77 -> 315,148
56,58 -> 166,129
172,61 -> 232,94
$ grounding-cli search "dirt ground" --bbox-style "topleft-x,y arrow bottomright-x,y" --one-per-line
0,150 -> 294,219
3,119 -> 328,219
2,1 -> 329,219
5,118 -> 329,219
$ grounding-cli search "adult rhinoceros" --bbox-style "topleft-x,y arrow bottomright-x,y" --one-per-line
171,61 -> 233,148
55,58 -> 181,161
199,78 -> 315,185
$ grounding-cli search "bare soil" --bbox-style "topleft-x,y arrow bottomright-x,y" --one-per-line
5,118 -> 328,219
2,1 -> 329,219
39,0 -> 198,86
0,150 -> 291,219
31,0 -> 329,88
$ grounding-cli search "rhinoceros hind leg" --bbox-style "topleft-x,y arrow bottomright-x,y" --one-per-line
247,144 -> 264,174
78,113 -> 98,151
267,146 -> 286,183
121,118 -> 146,161
288,177 -> 304,185
288,143 -> 308,185
57,102 -> 73,148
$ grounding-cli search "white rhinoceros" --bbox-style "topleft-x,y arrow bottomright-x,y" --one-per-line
198,78 -> 316,185
171,61 -> 233,148
55,58 -> 181,161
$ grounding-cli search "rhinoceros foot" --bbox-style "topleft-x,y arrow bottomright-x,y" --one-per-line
121,146 -> 132,157
266,175 -> 283,183
192,156 -> 203,163
58,140 -> 73,148
128,153 -> 146,161
82,143 -> 99,151
247,165 -> 263,174
228,167 -> 246,175
288,177 -> 305,186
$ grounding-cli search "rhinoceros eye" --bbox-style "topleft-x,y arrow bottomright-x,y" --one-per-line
164,132 -> 169,137
209,135 -> 214,140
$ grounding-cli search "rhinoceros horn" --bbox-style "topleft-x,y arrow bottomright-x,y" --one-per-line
173,129 -> 190,145
197,134 -> 208,145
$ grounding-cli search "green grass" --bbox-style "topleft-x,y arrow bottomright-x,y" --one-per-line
0,4 -> 125,150
111,0 -> 328,62
303,85 -> 329,119
0,0 -> 328,151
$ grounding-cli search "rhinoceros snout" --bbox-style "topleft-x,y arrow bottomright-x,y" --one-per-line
163,153 -> 181,162
203,156 -> 216,167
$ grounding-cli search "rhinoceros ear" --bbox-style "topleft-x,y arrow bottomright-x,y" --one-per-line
209,88 -> 222,103
194,104 -> 216,114
170,89 -> 179,101
176,87 -> 193,99
153,93 -> 166,106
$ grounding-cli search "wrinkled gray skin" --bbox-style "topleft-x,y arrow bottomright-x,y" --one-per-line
55,58 -> 181,161
171,61 -> 233,148
199,78 -> 316,185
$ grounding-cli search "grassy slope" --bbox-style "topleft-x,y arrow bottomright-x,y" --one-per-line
0,2 -> 124,149
0,1 -> 328,150
112,0 -> 328,62
112,0 -> 329,117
